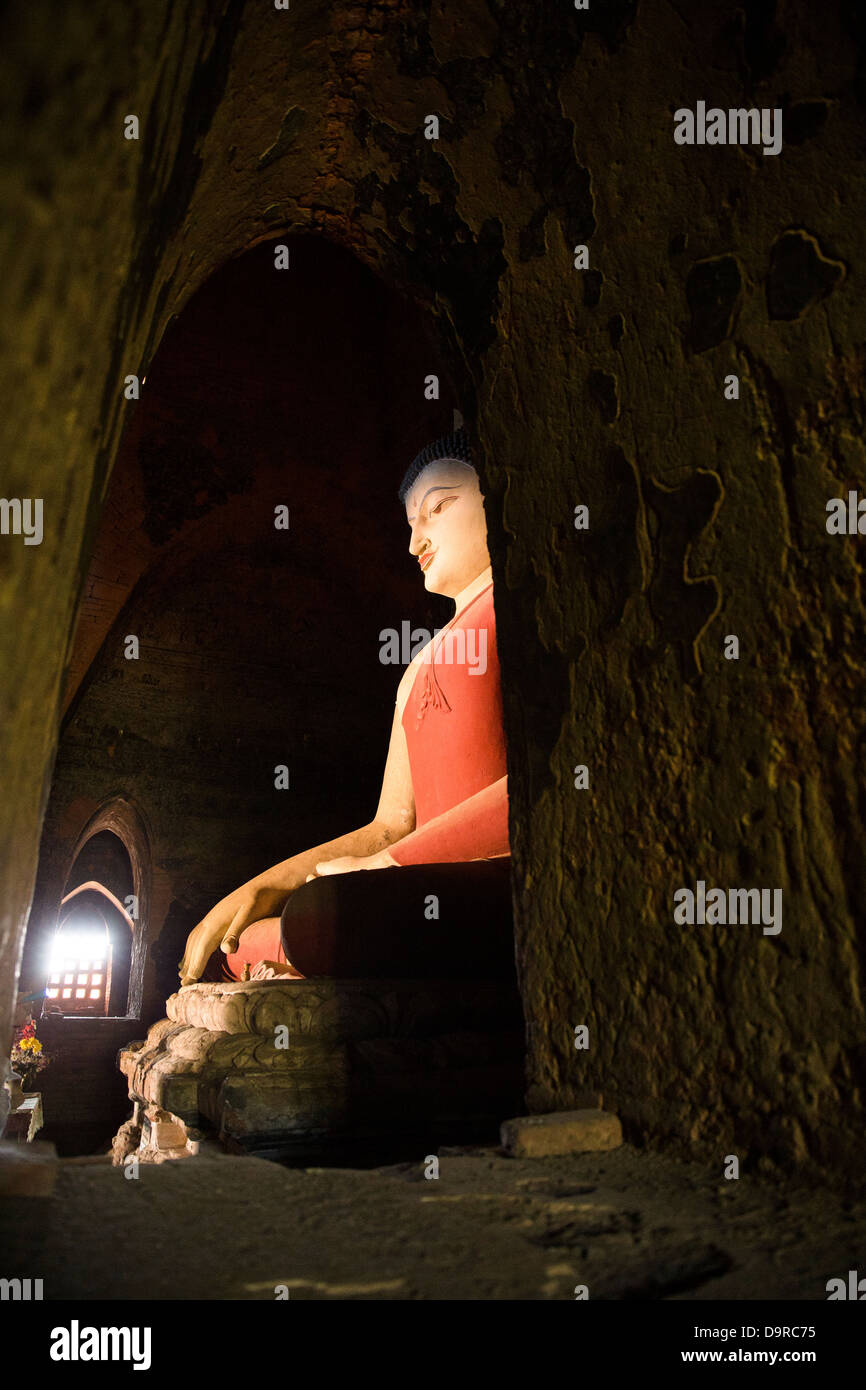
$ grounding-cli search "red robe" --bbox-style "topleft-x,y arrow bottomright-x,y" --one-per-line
389,580 -> 508,864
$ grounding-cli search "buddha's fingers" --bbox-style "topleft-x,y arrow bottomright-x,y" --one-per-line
177,946 -> 199,987
177,945 -> 207,987
220,902 -> 255,957
178,919 -> 221,985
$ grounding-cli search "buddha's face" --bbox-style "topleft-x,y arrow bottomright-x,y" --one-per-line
405,460 -> 490,598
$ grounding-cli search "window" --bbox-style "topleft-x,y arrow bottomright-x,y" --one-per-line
45,919 -> 112,1017
46,956 -> 109,1011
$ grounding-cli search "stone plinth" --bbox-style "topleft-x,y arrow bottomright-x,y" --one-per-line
114,978 -> 524,1163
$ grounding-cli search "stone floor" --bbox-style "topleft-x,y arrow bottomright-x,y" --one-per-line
0,1140 -> 861,1300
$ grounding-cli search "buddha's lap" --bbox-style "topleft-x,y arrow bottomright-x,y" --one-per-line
217,859 -> 515,983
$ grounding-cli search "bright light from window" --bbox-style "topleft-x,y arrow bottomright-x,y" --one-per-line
44,908 -> 117,1015
48,925 -> 108,973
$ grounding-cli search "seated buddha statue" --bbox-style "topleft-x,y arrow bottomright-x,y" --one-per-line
178,429 -> 512,988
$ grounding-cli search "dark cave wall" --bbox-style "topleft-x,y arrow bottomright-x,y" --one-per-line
1,0 -> 865,1182
483,5 -> 866,1182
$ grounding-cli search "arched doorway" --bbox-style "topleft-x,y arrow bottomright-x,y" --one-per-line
15,803 -> 151,1155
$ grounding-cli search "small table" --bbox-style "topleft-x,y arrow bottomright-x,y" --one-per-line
3,1094 -> 43,1143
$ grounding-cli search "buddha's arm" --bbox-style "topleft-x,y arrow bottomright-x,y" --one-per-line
387,775 -> 509,866
178,697 -> 416,983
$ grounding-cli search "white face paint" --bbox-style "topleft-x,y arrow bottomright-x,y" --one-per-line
405,461 -> 490,599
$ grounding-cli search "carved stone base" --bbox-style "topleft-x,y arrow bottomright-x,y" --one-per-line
114,978 -> 525,1163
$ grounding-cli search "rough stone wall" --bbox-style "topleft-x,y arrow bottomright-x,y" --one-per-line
1,1 -> 864,1182
481,3 -> 866,1183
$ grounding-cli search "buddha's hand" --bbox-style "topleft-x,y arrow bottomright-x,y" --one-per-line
177,882 -> 288,987
310,848 -> 399,879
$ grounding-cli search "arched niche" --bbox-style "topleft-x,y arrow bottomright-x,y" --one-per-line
49,234 -> 496,1014
23,797 -> 151,1023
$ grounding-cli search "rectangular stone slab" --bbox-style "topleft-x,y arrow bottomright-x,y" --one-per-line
500,1109 -> 623,1158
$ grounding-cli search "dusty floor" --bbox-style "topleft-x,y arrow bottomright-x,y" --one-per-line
0,1141 -> 861,1300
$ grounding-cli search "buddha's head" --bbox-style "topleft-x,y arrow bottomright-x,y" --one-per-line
399,430 -> 490,599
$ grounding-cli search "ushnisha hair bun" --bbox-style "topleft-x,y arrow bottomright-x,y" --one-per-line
398,429 -> 473,505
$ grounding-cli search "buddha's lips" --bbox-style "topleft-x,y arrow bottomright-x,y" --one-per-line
419,551 -> 436,571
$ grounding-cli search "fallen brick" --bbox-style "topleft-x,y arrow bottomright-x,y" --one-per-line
500,1109 -> 622,1158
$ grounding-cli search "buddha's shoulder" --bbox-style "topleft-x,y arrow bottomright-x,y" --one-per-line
456,582 -> 497,634
471,583 -> 496,621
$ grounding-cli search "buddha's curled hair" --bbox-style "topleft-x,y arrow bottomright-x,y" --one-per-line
398,428 -> 473,505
